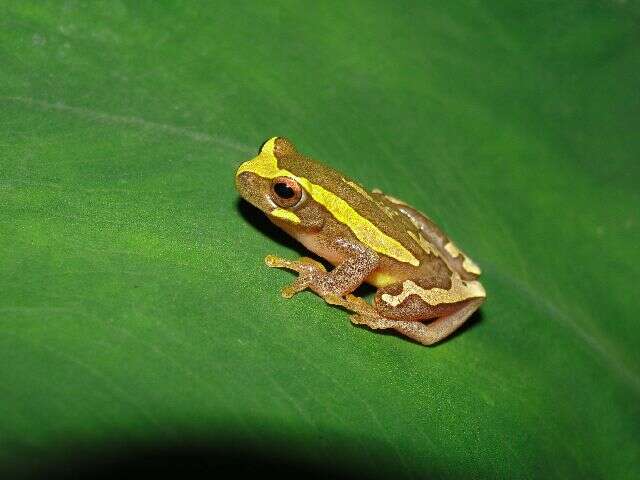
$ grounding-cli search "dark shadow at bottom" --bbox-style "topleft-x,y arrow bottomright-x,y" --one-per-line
1,433 -> 464,480
6,440 -> 362,480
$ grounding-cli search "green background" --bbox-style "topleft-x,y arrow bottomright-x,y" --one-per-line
1,1 -> 639,478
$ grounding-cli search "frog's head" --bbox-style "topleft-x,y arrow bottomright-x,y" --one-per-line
235,137 -> 310,228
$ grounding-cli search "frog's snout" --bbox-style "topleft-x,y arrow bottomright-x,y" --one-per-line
235,171 -> 271,214
235,170 -> 256,199
235,169 -> 250,189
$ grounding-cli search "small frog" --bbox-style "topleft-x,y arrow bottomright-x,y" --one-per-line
235,137 -> 485,345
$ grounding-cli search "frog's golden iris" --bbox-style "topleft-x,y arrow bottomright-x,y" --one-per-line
271,177 -> 302,208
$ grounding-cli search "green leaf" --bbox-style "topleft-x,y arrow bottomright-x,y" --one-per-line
1,1 -> 639,478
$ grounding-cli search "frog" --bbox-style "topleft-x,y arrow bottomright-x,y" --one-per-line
235,137 -> 485,345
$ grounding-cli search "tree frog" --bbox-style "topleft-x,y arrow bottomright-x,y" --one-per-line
235,137 -> 485,345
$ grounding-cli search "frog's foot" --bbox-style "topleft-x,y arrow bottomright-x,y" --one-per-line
323,293 -> 377,317
350,313 -> 398,330
351,297 -> 484,346
351,313 -> 435,344
264,255 -> 327,299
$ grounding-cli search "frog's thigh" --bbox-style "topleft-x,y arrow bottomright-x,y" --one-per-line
385,298 -> 483,346
373,281 -> 461,321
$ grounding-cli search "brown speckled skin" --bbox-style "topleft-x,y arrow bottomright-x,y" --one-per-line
271,138 -> 476,284
386,199 -> 479,281
236,138 -> 484,345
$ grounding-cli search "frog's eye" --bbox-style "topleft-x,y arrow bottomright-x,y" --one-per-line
271,176 -> 302,208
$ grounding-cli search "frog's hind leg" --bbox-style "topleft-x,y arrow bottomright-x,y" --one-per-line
351,297 -> 483,346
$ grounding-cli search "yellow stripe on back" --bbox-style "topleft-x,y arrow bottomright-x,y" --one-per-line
237,138 -> 420,267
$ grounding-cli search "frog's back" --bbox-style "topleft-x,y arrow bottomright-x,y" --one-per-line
273,138 -> 480,285
273,140 -> 433,267
371,190 -> 482,282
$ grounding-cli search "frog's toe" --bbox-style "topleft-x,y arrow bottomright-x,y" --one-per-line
350,313 -> 395,330
281,284 -> 303,298
324,294 -> 347,307
297,257 -> 327,272
280,275 -> 312,298
265,254 -> 290,268
280,286 -> 294,298
345,294 -> 373,309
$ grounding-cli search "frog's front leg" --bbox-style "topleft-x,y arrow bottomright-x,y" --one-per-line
264,255 -> 327,298
265,241 -> 379,305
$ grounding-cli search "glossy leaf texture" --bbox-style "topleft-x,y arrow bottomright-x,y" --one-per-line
1,1 -> 639,478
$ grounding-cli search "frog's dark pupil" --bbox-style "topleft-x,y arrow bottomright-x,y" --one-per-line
274,182 -> 295,199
